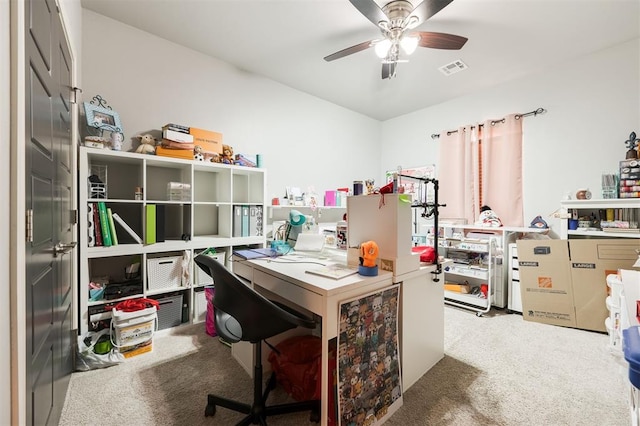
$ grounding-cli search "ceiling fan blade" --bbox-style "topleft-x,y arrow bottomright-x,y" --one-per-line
324,40 -> 375,62
349,0 -> 389,27
406,0 -> 454,28
414,31 -> 468,49
381,62 -> 397,80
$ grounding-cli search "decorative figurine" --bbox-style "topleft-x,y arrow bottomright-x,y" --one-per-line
365,179 -> 375,195
625,131 -> 640,159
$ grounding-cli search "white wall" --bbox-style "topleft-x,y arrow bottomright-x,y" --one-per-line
58,0 -> 82,71
81,10 -> 381,201
82,11 -> 640,238
381,38 -> 640,236
1,0 -> 11,422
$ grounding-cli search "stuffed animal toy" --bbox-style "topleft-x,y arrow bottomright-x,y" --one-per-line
209,153 -> 222,163
135,134 -> 157,154
359,241 -> 379,267
475,205 -> 503,227
221,145 -> 234,164
193,145 -> 205,161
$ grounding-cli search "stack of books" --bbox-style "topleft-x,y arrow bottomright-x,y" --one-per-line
87,202 -> 142,247
157,123 -> 195,159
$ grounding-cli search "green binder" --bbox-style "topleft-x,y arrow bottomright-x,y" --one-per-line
145,204 -> 156,244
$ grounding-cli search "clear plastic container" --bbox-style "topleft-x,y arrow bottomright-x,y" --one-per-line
336,220 -> 347,250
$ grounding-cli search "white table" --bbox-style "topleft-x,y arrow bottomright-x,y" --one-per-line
232,251 -> 444,425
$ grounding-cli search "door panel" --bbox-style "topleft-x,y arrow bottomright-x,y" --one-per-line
32,347 -> 53,426
28,0 -> 51,72
53,16 -> 74,401
29,68 -> 53,156
25,0 -> 74,424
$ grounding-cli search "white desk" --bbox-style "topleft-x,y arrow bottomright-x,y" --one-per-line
232,252 -> 444,425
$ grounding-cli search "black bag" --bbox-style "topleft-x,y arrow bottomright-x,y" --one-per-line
104,279 -> 142,300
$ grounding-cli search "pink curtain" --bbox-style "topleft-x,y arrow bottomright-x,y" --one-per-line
438,124 -> 480,225
479,114 -> 523,226
437,114 -> 523,227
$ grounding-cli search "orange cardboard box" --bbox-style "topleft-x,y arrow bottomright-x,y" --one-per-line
156,146 -> 194,160
444,283 -> 471,293
190,127 -> 223,155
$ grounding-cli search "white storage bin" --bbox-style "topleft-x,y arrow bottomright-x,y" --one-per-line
193,287 -> 208,323
194,252 -> 226,286
147,256 -> 183,291
167,182 -> 191,201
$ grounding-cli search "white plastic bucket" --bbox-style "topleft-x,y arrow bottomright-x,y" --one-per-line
110,306 -> 157,348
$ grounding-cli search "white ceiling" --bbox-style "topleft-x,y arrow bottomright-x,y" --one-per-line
80,0 -> 639,121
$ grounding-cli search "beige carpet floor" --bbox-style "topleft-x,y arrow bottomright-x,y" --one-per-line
60,306 -> 631,425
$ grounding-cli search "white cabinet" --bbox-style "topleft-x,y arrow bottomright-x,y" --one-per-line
507,243 -> 522,313
78,147 -> 266,334
436,225 -> 547,315
560,199 -> 640,239
439,227 -> 501,316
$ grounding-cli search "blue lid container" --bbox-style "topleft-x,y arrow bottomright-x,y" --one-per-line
623,326 -> 640,388
358,265 -> 378,276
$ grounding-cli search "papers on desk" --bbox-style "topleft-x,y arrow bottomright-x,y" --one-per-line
233,248 -> 281,260
306,264 -> 358,280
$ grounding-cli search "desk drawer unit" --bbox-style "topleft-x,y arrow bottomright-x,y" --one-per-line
253,269 -> 324,317
232,257 -> 254,282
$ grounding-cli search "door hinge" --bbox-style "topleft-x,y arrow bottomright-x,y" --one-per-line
26,209 -> 33,242
71,209 -> 78,225
70,87 -> 82,105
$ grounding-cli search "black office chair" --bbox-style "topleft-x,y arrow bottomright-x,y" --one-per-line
194,254 -> 320,425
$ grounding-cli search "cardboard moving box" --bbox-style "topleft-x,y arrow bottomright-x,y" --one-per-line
569,239 -> 638,332
517,239 -> 640,332
517,240 -> 576,328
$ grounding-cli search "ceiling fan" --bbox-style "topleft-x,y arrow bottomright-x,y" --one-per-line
324,0 -> 468,79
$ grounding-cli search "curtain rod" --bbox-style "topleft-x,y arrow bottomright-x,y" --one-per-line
430,107 -> 546,140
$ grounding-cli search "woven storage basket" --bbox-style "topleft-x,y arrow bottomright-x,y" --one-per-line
147,256 -> 182,290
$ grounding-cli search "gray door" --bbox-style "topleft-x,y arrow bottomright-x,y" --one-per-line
25,0 -> 75,424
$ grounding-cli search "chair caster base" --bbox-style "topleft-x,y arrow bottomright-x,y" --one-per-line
204,403 -> 216,417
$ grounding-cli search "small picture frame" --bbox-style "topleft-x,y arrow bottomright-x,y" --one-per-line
83,101 -> 123,134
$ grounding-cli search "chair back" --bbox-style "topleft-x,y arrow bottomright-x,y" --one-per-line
194,254 -> 315,343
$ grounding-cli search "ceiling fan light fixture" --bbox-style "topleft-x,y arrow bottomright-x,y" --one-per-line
400,35 -> 419,55
375,39 -> 392,58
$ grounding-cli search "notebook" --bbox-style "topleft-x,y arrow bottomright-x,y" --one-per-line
306,264 -> 358,280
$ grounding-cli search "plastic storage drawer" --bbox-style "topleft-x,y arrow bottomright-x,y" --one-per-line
624,326 -> 640,388
155,294 -> 184,330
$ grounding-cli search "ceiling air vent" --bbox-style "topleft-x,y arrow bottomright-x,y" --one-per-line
439,59 -> 468,76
